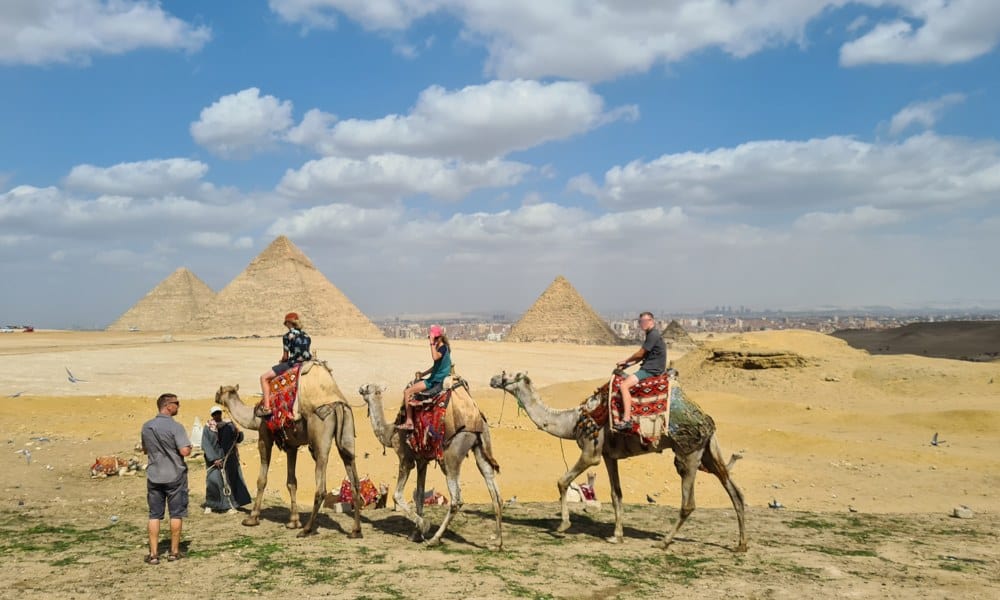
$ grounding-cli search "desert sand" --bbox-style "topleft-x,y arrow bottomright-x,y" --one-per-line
2,329 -> 998,598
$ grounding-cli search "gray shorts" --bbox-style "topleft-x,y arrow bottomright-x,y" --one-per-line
633,369 -> 658,381
147,474 -> 189,520
272,361 -> 294,375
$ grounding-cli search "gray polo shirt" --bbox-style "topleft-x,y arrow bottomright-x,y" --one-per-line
639,327 -> 667,376
141,414 -> 192,484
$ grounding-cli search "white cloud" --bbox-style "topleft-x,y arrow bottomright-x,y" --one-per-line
277,154 -> 531,204
188,232 -> 254,249
64,158 -> 209,196
288,80 -> 635,160
270,1 -> 1000,80
269,203 -> 403,241
887,93 -> 966,136
841,0 -> 1000,66
794,205 -> 904,231
0,0 -> 210,66
191,88 -> 294,158
574,133 -> 1000,214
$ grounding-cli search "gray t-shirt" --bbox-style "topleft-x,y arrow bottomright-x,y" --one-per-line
639,327 -> 667,376
141,414 -> 192,484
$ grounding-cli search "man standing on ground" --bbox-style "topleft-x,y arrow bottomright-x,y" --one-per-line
141,393 -> 192,564
614,312 -> 667,431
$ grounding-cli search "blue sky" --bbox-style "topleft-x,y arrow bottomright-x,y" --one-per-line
2,0 -> 999,328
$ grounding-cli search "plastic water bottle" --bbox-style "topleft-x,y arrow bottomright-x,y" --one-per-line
191,417 -> 202,448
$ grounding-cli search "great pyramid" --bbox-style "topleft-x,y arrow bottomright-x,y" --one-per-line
184,236 -> 382,338
662,319 -> 696,346
107,267 -> 215,331
506,275 -> 622,345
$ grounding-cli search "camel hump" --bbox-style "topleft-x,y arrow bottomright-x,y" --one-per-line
445,381 -> 486,434
296,361 -> 348,416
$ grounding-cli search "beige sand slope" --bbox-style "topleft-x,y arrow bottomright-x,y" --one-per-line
833,320 -> 1000,362
506,275 -> 622,345
184,235 -> 382,338
106,267 -> 215,332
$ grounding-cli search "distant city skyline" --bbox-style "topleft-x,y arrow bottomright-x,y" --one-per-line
2,2 -> 999,329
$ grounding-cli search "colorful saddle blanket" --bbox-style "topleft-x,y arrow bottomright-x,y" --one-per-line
406,390 -> 452,461
261,365 -> 301,445
338,476 -> 380,508
576,373 -> 672,445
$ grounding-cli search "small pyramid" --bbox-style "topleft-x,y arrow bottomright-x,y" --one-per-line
662,319 -> 695,346
184,236 -> 382,338
506,275 -> 622,345
107,268 -> 215,331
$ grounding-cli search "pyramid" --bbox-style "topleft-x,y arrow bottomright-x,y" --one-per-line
107,267 -> 215,331
184,236 -> 382,338
662,319 -> 696,346
506,275 -> 622,345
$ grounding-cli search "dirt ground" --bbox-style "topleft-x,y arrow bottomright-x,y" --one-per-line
1,329 -> 998,598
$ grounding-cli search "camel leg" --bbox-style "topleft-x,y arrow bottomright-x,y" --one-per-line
604,457 -> 625,544
657,449 -> 704,550
285,447 -> 301,529
242,435 -> 272,527
473,442 -> 503,550
392,453 -> 421,536
556,441 -> 601,533
411,461 -> 430,541
702,434 -> 748,552
427,449 -> 465,547
299,416 -> 330,537
340,452 -> 364,539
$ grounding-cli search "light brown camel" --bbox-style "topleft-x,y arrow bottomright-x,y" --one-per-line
358,383 -> 503,548
215,365 -> 363,538
489,372 -> 746,552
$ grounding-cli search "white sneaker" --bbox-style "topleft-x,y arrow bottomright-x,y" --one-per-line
225,508 -> 238,514
204,507 -> 213,514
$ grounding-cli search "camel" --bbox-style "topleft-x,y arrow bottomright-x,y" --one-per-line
357,383 -> 503,548
489,372 -> 746,552
215,365 -> 363,538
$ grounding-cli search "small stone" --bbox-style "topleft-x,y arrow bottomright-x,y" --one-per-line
952,505 -> 974,519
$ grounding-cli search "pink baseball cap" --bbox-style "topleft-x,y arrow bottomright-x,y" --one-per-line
429,325 -> 443,338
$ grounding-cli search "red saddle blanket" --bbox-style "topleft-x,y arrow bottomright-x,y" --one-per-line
585,373 -> 671,431
407,390 -> 452,461
262,365 -> 301,437
338,477 -> 380,508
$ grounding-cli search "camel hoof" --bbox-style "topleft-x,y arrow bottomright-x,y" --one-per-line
286,521 -> 302,530
735,542 -> 748,553
296,528 -> 316,538
604,535 -> 622,545
555,521 -> 571,533
409,531 -> 425,543
425,538 -> 442,547
347,530 -> 363,539
654,540 -> 671,550
241,518 -> 259,527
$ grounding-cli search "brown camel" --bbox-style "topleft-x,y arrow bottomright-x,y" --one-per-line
215,364 -> 363,538
489,372 -> 746,552
358,383 -> 503,548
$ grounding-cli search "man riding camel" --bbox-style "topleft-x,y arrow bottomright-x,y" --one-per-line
614,311 -> 666,432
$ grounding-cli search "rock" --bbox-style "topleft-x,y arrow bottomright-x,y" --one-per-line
823,376 -> 840,382
952,505 -> 974,519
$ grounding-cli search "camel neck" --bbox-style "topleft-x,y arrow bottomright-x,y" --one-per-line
364,393 -> 396,447
507,381 -> 580,440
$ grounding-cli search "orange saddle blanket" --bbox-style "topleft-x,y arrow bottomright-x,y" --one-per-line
578,373 -> 671,443
262,365 -> 301,441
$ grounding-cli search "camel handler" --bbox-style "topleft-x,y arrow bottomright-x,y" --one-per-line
257,312 -> 312,418
613,311 -> 667,432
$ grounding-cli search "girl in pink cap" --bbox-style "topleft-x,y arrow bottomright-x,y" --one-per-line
398,325 -> 451,430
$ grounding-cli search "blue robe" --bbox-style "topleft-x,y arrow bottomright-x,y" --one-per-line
202,421 -> 252,511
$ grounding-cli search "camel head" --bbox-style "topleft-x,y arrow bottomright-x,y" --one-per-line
489,371 -> 531,391
357,383 -> 385,404
216,384 -> 240,405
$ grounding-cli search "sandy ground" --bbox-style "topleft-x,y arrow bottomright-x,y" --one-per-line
1,329 -> 998,598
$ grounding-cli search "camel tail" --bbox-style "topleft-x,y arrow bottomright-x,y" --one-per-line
478,426 -> 500,474
332,402 -> 358,462
700,432 -> 734,476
